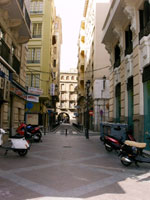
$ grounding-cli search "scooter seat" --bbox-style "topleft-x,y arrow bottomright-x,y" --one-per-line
124,140 -> 146,148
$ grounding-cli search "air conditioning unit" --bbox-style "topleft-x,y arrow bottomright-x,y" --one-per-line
3,79 -> 10,101
0,77 -> 4,89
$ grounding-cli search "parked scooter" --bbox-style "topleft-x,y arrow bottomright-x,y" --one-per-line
103,129 -> 135,152
16,123 -> 42,142
0,128 -> 30,156
119,137 -> 150,167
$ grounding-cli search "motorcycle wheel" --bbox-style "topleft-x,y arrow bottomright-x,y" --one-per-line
121,156 -> 132,167
18,149 -> 28,157
34,131 -> 42,142
105,144 -> 113,152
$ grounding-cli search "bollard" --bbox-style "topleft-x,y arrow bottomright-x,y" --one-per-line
65,129 -> 67,136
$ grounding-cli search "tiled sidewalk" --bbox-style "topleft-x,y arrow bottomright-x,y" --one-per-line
0,125 -> 150,200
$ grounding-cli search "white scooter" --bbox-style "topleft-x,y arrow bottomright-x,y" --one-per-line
0,128 -> 30,157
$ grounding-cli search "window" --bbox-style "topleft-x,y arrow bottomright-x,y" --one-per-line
27,48 -> 41,63
61,84 -> 65,90
53,47 -> 57,54
139,1 -> 150,40
125,25 -> 133,56
32,23 -> 42,38
71,76 -> 74,80
53,59 -> 56,67
66,76 -> 69,80
30,0 -> 43,14
52,35 -> 57,45
70,84 -> 73,91
114,44 -> 120,68
26,74 -> 40,88
61,76 -> 64,80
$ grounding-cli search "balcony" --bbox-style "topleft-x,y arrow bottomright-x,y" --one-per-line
0,39 -> 11,65
0,38 -> 20,74
0,0 -> 31,44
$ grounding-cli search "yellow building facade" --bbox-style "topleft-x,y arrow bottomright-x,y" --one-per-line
26,0 -> 55,129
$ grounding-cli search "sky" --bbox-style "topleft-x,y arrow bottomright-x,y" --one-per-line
54,0 -> 85,71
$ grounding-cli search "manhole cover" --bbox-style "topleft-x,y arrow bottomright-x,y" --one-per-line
63,146 -> 72,148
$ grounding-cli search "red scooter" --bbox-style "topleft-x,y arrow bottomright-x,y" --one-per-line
100,123 -> 135,152
103,130 -> 135,152
16,123 -> 42,143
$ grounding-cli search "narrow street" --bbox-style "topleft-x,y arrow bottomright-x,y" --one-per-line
0,124 -> 150,200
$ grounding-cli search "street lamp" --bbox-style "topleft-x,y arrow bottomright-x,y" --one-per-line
85,80 -> 91,139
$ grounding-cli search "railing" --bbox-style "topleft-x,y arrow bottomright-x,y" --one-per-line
33,34 -> 41,38
12,55 -> 20,74
18,0 -> 24,11
0,39 -> 11,65
139,21 -> 150,41
27,60 -> 40,64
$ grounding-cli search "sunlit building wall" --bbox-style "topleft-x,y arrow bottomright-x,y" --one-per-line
102,0 -> 150,146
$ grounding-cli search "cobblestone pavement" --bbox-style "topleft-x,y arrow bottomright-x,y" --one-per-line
0,124 -> 150,200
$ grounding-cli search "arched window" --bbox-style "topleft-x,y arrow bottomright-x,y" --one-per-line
61,76 -> 64,80
71,76 -> 74,80
66,76 -> 69,80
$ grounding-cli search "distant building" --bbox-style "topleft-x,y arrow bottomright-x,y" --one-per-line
57,69 -> 78,123
77,0 -> 111,131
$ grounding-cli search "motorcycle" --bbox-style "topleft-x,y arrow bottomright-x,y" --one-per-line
16,123 -> 42,143
103,129 -> 135,152
100,122 -> 135,152
0,128 -> 30,157
119,137 -> 150,167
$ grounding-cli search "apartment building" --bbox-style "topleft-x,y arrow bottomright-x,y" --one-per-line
77,0 -> 111,131
26,0 -> 60,128
0,0 -> 31,131
102,0 -> 150,150
57,69 -> 78,124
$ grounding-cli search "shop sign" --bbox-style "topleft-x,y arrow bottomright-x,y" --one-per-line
27,95 -> 39,102
89,110 -> 93,116
10,84 -> 27,100
26,113 -> 38,125
28,87 -> 43,95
